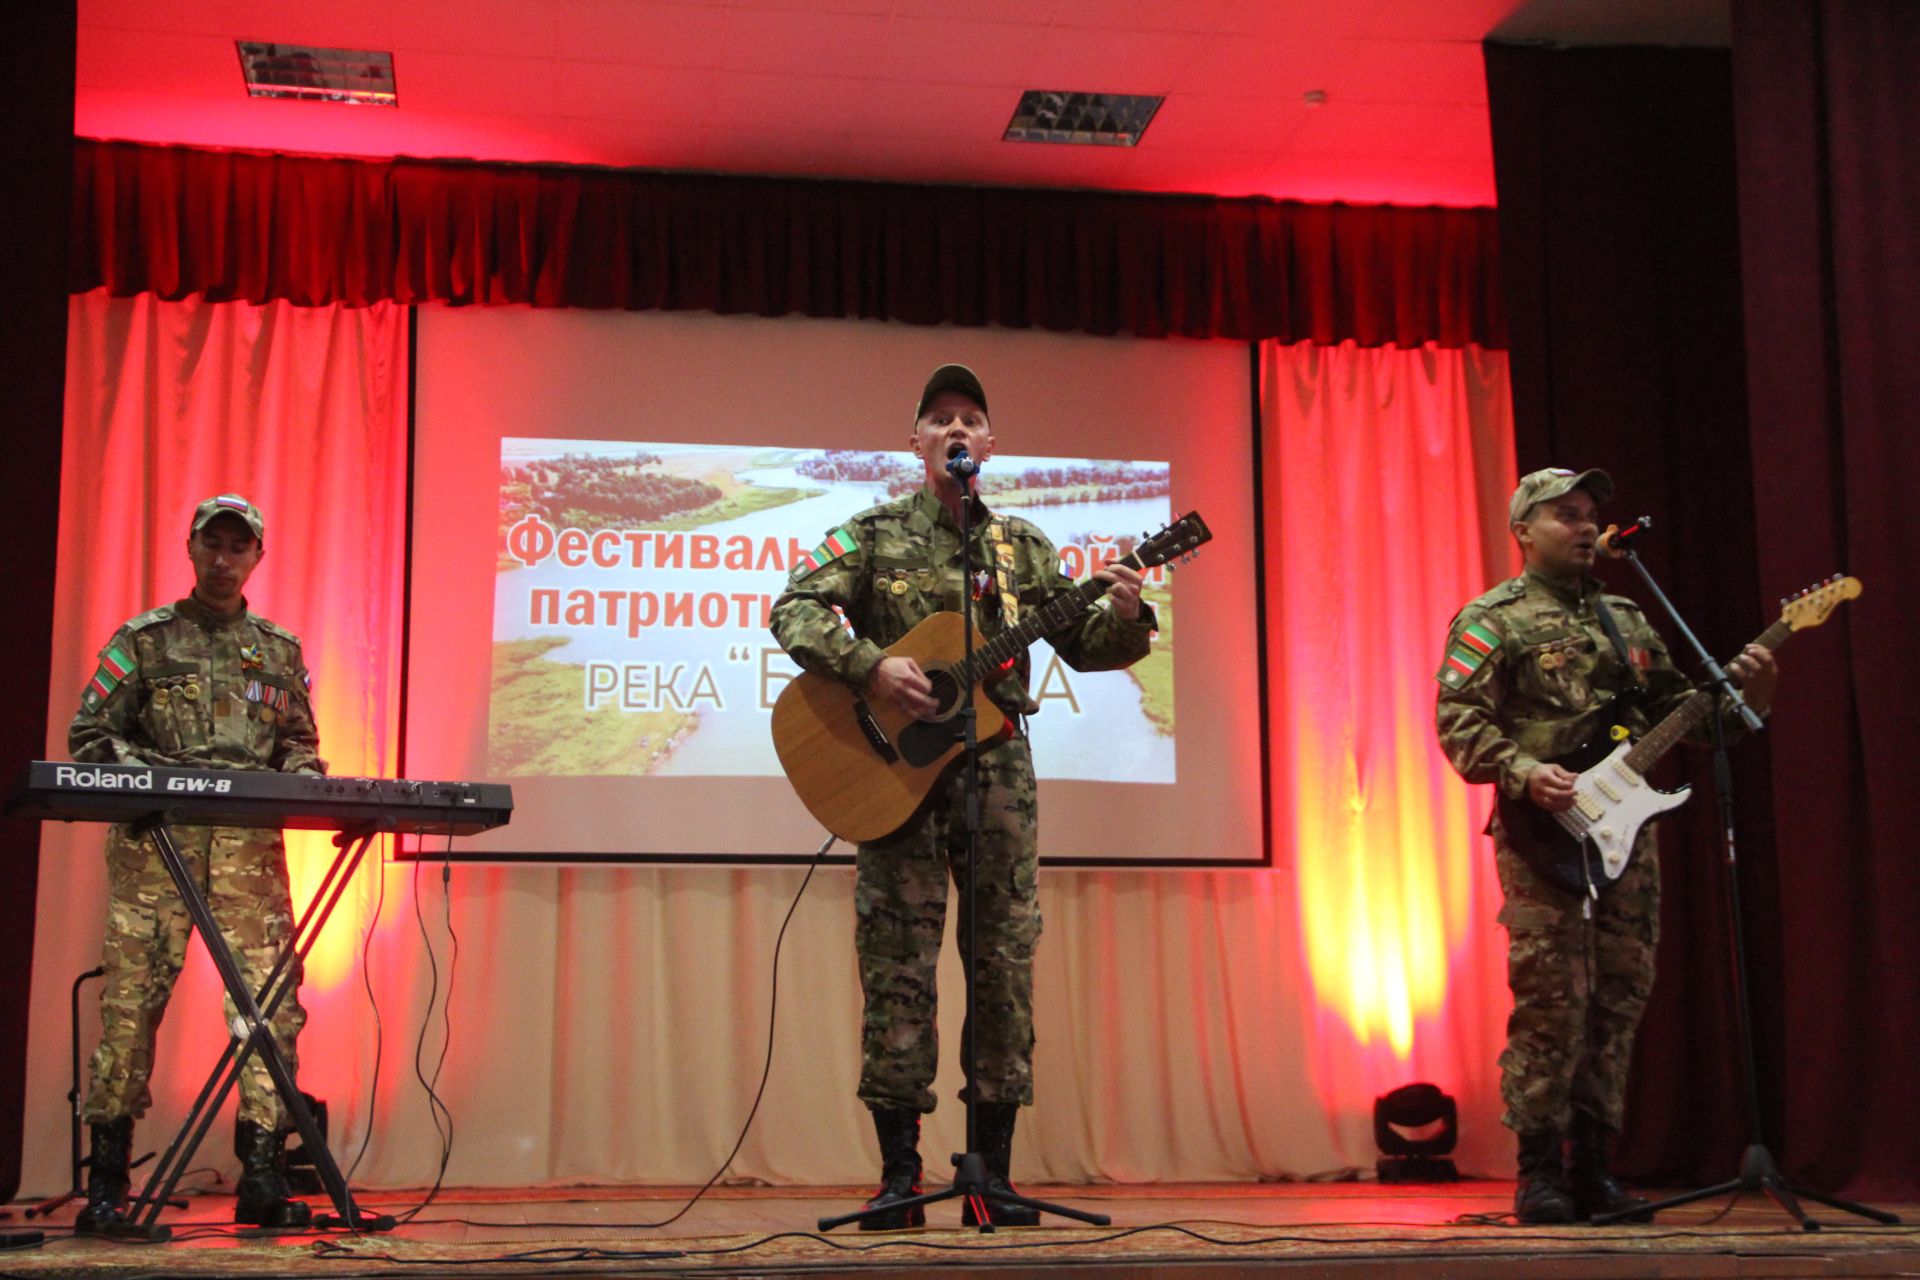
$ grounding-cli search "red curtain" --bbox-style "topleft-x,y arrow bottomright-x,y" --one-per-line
1260,339 -> 1518,1177
70,140 -> 1504,348
1734,0 -> 1920,1201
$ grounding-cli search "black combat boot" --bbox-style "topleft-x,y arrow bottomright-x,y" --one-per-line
1513,1129 -> 1577,1225
1568,1112 -> 1652,1223
233,1119 -> 314,1229
75,1116 -> 134,1232
961,1102 -> 1040,1227
858,1108 -> 926,1231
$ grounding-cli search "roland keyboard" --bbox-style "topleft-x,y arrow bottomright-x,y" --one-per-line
7,761 -> 513,835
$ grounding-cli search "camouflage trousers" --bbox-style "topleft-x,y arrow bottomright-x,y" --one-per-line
1493,818 -> 1660,1136
84,823 -> 305,1129
854,735 -> 1041,1114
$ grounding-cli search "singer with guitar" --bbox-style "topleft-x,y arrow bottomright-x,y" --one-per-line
769,364 -> 1155,1228
1435,467 -> 1777,1226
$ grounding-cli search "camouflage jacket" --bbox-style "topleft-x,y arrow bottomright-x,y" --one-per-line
1435,567 -> 1697,800
770,486 -> 1157,718
70,595 -> 326,774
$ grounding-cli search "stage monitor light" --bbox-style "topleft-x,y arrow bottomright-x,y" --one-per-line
1373,1082 -> 1460,1184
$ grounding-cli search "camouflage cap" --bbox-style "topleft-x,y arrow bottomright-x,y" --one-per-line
914,363 -> 988,421
190,493 -> 265,543
1508,467 -> 1614,523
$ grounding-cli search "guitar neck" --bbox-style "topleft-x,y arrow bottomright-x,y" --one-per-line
956,552 -> 1139,687
1621,615 -> 1791,774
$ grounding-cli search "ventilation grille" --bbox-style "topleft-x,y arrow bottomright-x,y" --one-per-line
237,41 -> 397,105
1004,90 -> 1162,146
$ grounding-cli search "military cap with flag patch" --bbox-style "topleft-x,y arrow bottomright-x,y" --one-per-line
190,493 -> 266,543
1508,467 -> 1614,523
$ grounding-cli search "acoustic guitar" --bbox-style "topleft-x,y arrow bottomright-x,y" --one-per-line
771,512 -> 1211,842
1496,575 -> 1860,896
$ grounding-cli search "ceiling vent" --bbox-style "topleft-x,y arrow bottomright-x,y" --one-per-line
236,41 -> 397,105
1003,90 -> 1162,146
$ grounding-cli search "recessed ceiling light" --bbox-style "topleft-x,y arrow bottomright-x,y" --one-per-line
236,41 -> 397,106
1004,90 -> 1163,146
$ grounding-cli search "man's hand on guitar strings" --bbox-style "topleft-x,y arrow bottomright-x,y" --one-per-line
1095,563 -> 1145,621
869,656 -> 940,719
1526,763 -> 1581,812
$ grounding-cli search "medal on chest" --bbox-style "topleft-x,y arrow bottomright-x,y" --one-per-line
243,678 -> 291,715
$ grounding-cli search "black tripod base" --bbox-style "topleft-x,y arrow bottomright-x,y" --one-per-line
819,1152 -> 1112,1232
1594,1143 -> 1902,1230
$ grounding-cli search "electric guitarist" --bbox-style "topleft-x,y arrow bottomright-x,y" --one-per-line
768,364 -> 1155,1228
1434,467 -> 1777,1226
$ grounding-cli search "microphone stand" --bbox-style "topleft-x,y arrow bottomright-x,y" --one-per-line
820,456 -> 1108,1234
1591,545 -> 1897,1230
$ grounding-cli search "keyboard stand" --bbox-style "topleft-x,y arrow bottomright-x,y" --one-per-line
109,813 -> 394,1240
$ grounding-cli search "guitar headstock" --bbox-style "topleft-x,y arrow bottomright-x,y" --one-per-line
1133,512 -> 1213,569
1780,575 -> 1862,631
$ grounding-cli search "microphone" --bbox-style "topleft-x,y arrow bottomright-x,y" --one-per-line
945,449 -> 979,480
1597,516 -> 1652,557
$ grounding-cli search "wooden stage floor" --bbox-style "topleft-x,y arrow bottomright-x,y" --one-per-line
5,1181 -> 1918,1278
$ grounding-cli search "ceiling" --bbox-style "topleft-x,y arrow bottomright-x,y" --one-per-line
73,0 -> 1730,208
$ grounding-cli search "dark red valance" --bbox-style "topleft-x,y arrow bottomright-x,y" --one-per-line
71,139 -> 1505,348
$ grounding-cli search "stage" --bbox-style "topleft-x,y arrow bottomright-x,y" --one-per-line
6,1181 -> 1917,1278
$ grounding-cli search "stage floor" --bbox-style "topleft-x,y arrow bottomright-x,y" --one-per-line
6,1181 -> 1918,1278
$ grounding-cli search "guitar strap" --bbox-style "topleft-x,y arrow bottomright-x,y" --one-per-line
987,517 -> 1019,629
1590,594 -> 1646,690
1591,593 -> 1648,744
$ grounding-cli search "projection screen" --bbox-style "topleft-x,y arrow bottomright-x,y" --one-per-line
403,307 -> 1265,865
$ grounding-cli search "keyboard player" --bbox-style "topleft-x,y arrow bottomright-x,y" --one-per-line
66,494 -> 324,1231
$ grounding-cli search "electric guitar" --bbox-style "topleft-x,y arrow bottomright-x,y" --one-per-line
1497,575 -> 1861,896
771,512 -> 1211,842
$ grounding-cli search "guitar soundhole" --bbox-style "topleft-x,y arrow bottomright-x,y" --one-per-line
924,669 -> 962,719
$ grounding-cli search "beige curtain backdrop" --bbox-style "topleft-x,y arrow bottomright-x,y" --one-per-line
25,314 -> 1520,1197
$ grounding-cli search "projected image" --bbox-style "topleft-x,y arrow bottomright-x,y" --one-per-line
491,439 -> 1175,782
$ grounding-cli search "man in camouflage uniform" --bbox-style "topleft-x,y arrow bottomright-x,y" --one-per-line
69,494 -> 326,1231
1435,468 -> 1776,1224
771,365 -> 1155,1227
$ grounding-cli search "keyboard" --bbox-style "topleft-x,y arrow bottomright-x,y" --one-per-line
6,761 -> 512,836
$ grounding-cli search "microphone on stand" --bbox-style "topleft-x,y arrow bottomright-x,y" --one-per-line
946,449 -> 980,481
1597,516 -> 1652,557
